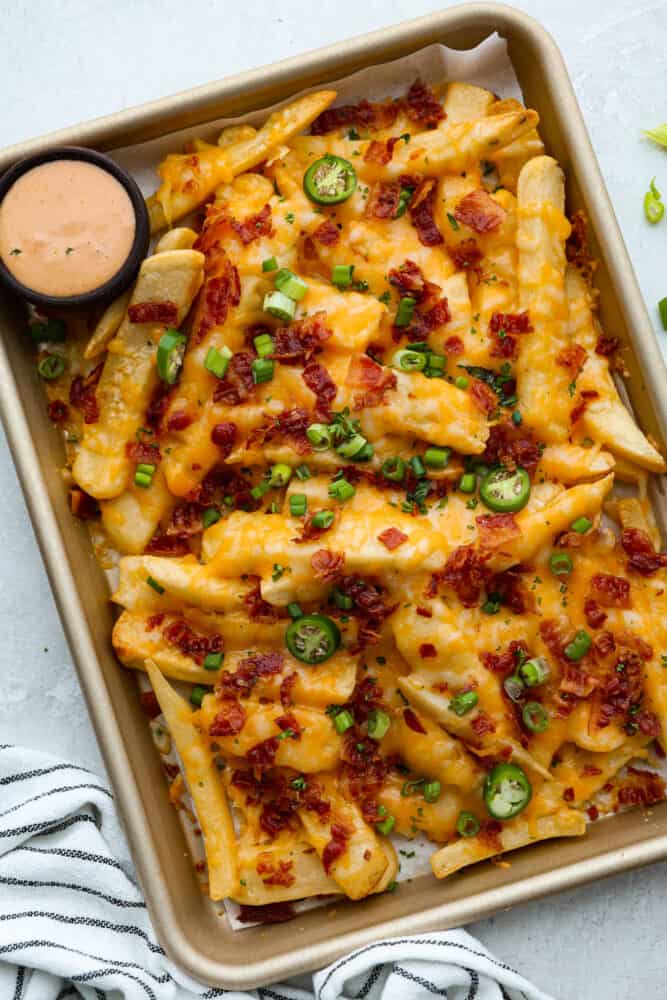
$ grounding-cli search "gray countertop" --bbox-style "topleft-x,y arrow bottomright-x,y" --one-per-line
1,1 -> 667,996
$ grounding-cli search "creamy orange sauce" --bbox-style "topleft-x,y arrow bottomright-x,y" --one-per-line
0,159 -> 135,296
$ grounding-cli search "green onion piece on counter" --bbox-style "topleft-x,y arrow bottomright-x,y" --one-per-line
392,348 -> 426,372
289,494 -> 307,517
519,656 -> 550,687
274,268 -> 308,301
522,701 -> 549,733
454,375 -> 469,389
204,344 -> 232,379
311,510 -> 335,530
375,815 -> 396,836
157,329 -> 187,384
449,691 -> 479,716
37,354 -> 65,380
262,256 -> 278,272
367,709 -> 391,740
336,433 -> 368,459
331,586 -> 353,610
269,463 -> 292,487
409,455 -> 426,478
134,463 -> 156,489
263,291 -> 296,322
644,177 -> 665,224
571,516 -> 592,534
303,155 -> 357,205
459,472 -> 476,494
423,780 -> 441,803
253,332 -> 275,358
251,357 -> 274,384
484,762 -> 532,819
287,602 -> 303,619
328,478 -> 355,502
204,652 -> 224,671
306,423 -> 332,450
146,576 -> 164,594
644,125 -> 667,148
332,264 -> 354,288
659,297 -> 667,331
332,708 -> 355,733
190,685 -> 208,708
394,296 -> 417,328
201,507 -> 221,529
549,552 -> 573,577
424,447 -> 450,469
456,811 -> 480,837
564,629 -> 591,662
381,456 -> 407,482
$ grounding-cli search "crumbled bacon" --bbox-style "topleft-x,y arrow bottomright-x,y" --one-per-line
209,699 -> 247,737
487,565 -> 533,615
405,79 -> 445,128
476,513 -> 521,551
448,238 -> 484,276
293,510 -> 336,543
69,362 -> 103,424
244,579 -> 279,623
247,736 -> 280,769
210,421 -> 237,456
146,382 -> 173,432
419,643 -> 437,659
341,734 -> 388,801
276,713 -> 301,739
312,219 -> 340,246
416,605 -> 433,618
47,399 -> 69,423
273,407 -> 312,455
637,711 -> 661,737
310,99 -> 399,135
596,652 -> 643,728
563,787 -> 575,803
256,857 -> 295,888
346,676 -> 385,724
396,296 -> 450,342
322,822 -> 350,874
403,708 -> 427,733
366,181 -> 402,220
565,210 -> 595,281
166,502 -> 205,538
560,663 -> 597,699
218,651 -> 284,699
593,630 -> 616,658
279,671 -> 298,708
335,574 -> 397,649
146,613 -> 165,630
144,532 -> 191,556
617,768 -> 665,807
387,260 -> 438,301
125,439 -> 161,464
621,528 -> 667,576
378,527 -> 408,550
454,189 -> 506,234
311,549 -> 345,582
595,334 -> 620,357
237,902 -> 295,925
69,488 -> 99,520
190,252 -> 241,345
469,378 -> 498,415
481,639 -> 529,676
302,362 -> 337,421
410,179 -> 444,247
435,544 -> 491,607
488,311 -> 533,360
482,422 -> 541,474
570,389 -> 599,424
128,301 -> 178,325
539,619 -> 573,667
478,819 -> 503,851
471,713 -> 496,737
140,691 -> 161,719
584,598 -> 607,629
166,409 -> 192,432
364,136 -> 400,165
163,619 -> 223,665
556,343 -> 587,374
231,203 -> 272,245
444,335 -> 464,356
589,573 -> 631,608
270,312 -> 332,364
213,351 -> 254,406
346,354 -> 396,409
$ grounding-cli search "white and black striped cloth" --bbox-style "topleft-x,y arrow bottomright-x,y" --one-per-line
0,745 -> 556,1000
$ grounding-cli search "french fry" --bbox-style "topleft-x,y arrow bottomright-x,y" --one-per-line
84,289 -> 132,360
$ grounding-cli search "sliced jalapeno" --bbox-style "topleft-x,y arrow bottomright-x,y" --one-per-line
285,613 -> 341,664
479,466 -> 531,513
303,155 -> 357,205
484,762 -> 532,820
157,328 -> 187,384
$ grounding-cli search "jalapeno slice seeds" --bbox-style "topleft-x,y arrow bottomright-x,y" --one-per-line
479,466 -> 531,513
285,613 -> 341,664
157,329 -> 187,384
483,762 -> 532,819
304,155 -> 357,205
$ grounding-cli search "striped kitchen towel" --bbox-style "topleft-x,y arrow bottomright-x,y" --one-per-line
0,744 -> 556,1000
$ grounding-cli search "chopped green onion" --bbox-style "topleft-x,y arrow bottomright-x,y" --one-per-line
250,480 -> 271,501
644,125 -> 667,148
512,410 -> 522,426
289,494 -> 307,517
251,357 -> 274,384
269,463 -> 292,487
423,780 -> 441,803
30,317 -> 67,342
204,344 -> 232,379
449,691 -> 479,716
332,708 -> 354,733
336,433 -> 368,459
424,447 -> 450,469
459,472 -> 476,493
328,478 -> 355,502
274,268 -> 308,301
291,775 -> 307,790
395,186 -> 414,217
392,348 -> 426,372
263,291 -> 296,322
157,329 -> 187,384
287,602 -> 303,619
424,352 -> 446,377
332,264 -> 354,288
549,552 -> 573,576
37,354 -> 65,380
456,811 -> 480,837
190,685 -> 208,708
564,629 -> 591,662
447,212 -> 460,231
381,456 -> 407,482
482,599 -> 501,615
331,586 -> 353,610
522,701 -> 549,733
644,177 -> 664,224
454,375 -> 469,390
311,510 -> 335,530
410,455 -> 426,478
307,423 -> 332,450
519,657 -> 550,687
262,256 -> 278,272
375,815 -> 396,836
253,332 -> 275,358
659,297 -> 667,331
146,575 -> 164,594
134,463 -> 156,489
503,673 -> 524,702
201,507 -> 221,528
367,708 -> 391,740
394,296 -> 416,328
571,516 -> 592,534
295,464 -> 311,480
352,442 -> 374,462
204,651 -> 224,671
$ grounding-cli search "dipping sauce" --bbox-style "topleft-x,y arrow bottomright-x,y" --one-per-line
0,159 -> 136,297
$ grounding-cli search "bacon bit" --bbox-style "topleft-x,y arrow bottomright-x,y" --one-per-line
487,565 -> 534,615
539,619 -> 573,667
364,136 -> 400,165
146,612 -> 165,630
128,301 -> 178,325
166,409 -> 193,432
366,181 -> 402,220
584,598 -> 607,629
210,421 -> 237,456
488,311 -> 533,360
209,699 -> 247,737
244,580 -> 279,623
655,740 -> 666,759
621,528 -> 667,576
556,343 -> 587,374
481,639 -> 529,676
346,354 -> 397,410
163,619 -> 224,665
403,708 -> 427,733
637,710 -> 661,737
279,671 -> 298,708
218,651 -> 284,699
322,822 -> 350,874
482,422 -> 541,475
140,691 -> 161,719
476,513 -> 521,551
312,219 -> 340,246
418,643 -> 437,658
596,651 -> 644,728
470,378 -> 498,415
335,574 -> 397,650
69,488 -> 99,520
231,203 -> 272,245
595,334 -> 621,357
560,663 -> 596,702
294,510 -> 336,543
125,439 -> 161,465
311,549 -> 345,582
435,544 -> 491,607
257,858 -> 295,888
410,179 -> 444,247
276,713 -> 301,740
618,630 -> 653,661
570,389 -> 599,424
247,736 -> 280,769
346,676 -> 385,725
448,237 -> 484,276
416,605 -> 433,618
302,362 -> 337,421
213,351 -> 254,406
563,787 -> 575,803
617,768 -> 665,807
388,260 -> 437,301
396,296 -> 451,342
471,713 -> 496,737
164,502 -> 203,539
566,210 -> 595,281
444,336 -> 464,356
593,630 -> 616,658
405,79 -> 445,128
274,407 -> 312,455
589,573 -> 631,608
271,312 -> 332,364
341,733 -> 389,801
188,231 -> 242,344
302,781 -> 331,818
47,399 -> 69,423
69,361 -> 103,424
144,532 -> 191,556
455,189 -> 506,234
237,902 -> 295,925
582,764 -> 603,777
146,382 -> 173,432
311,100 -> 399,135
587,805 -> 600,821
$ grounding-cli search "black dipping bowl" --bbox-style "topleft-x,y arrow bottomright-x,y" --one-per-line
0,146 -> 150,310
